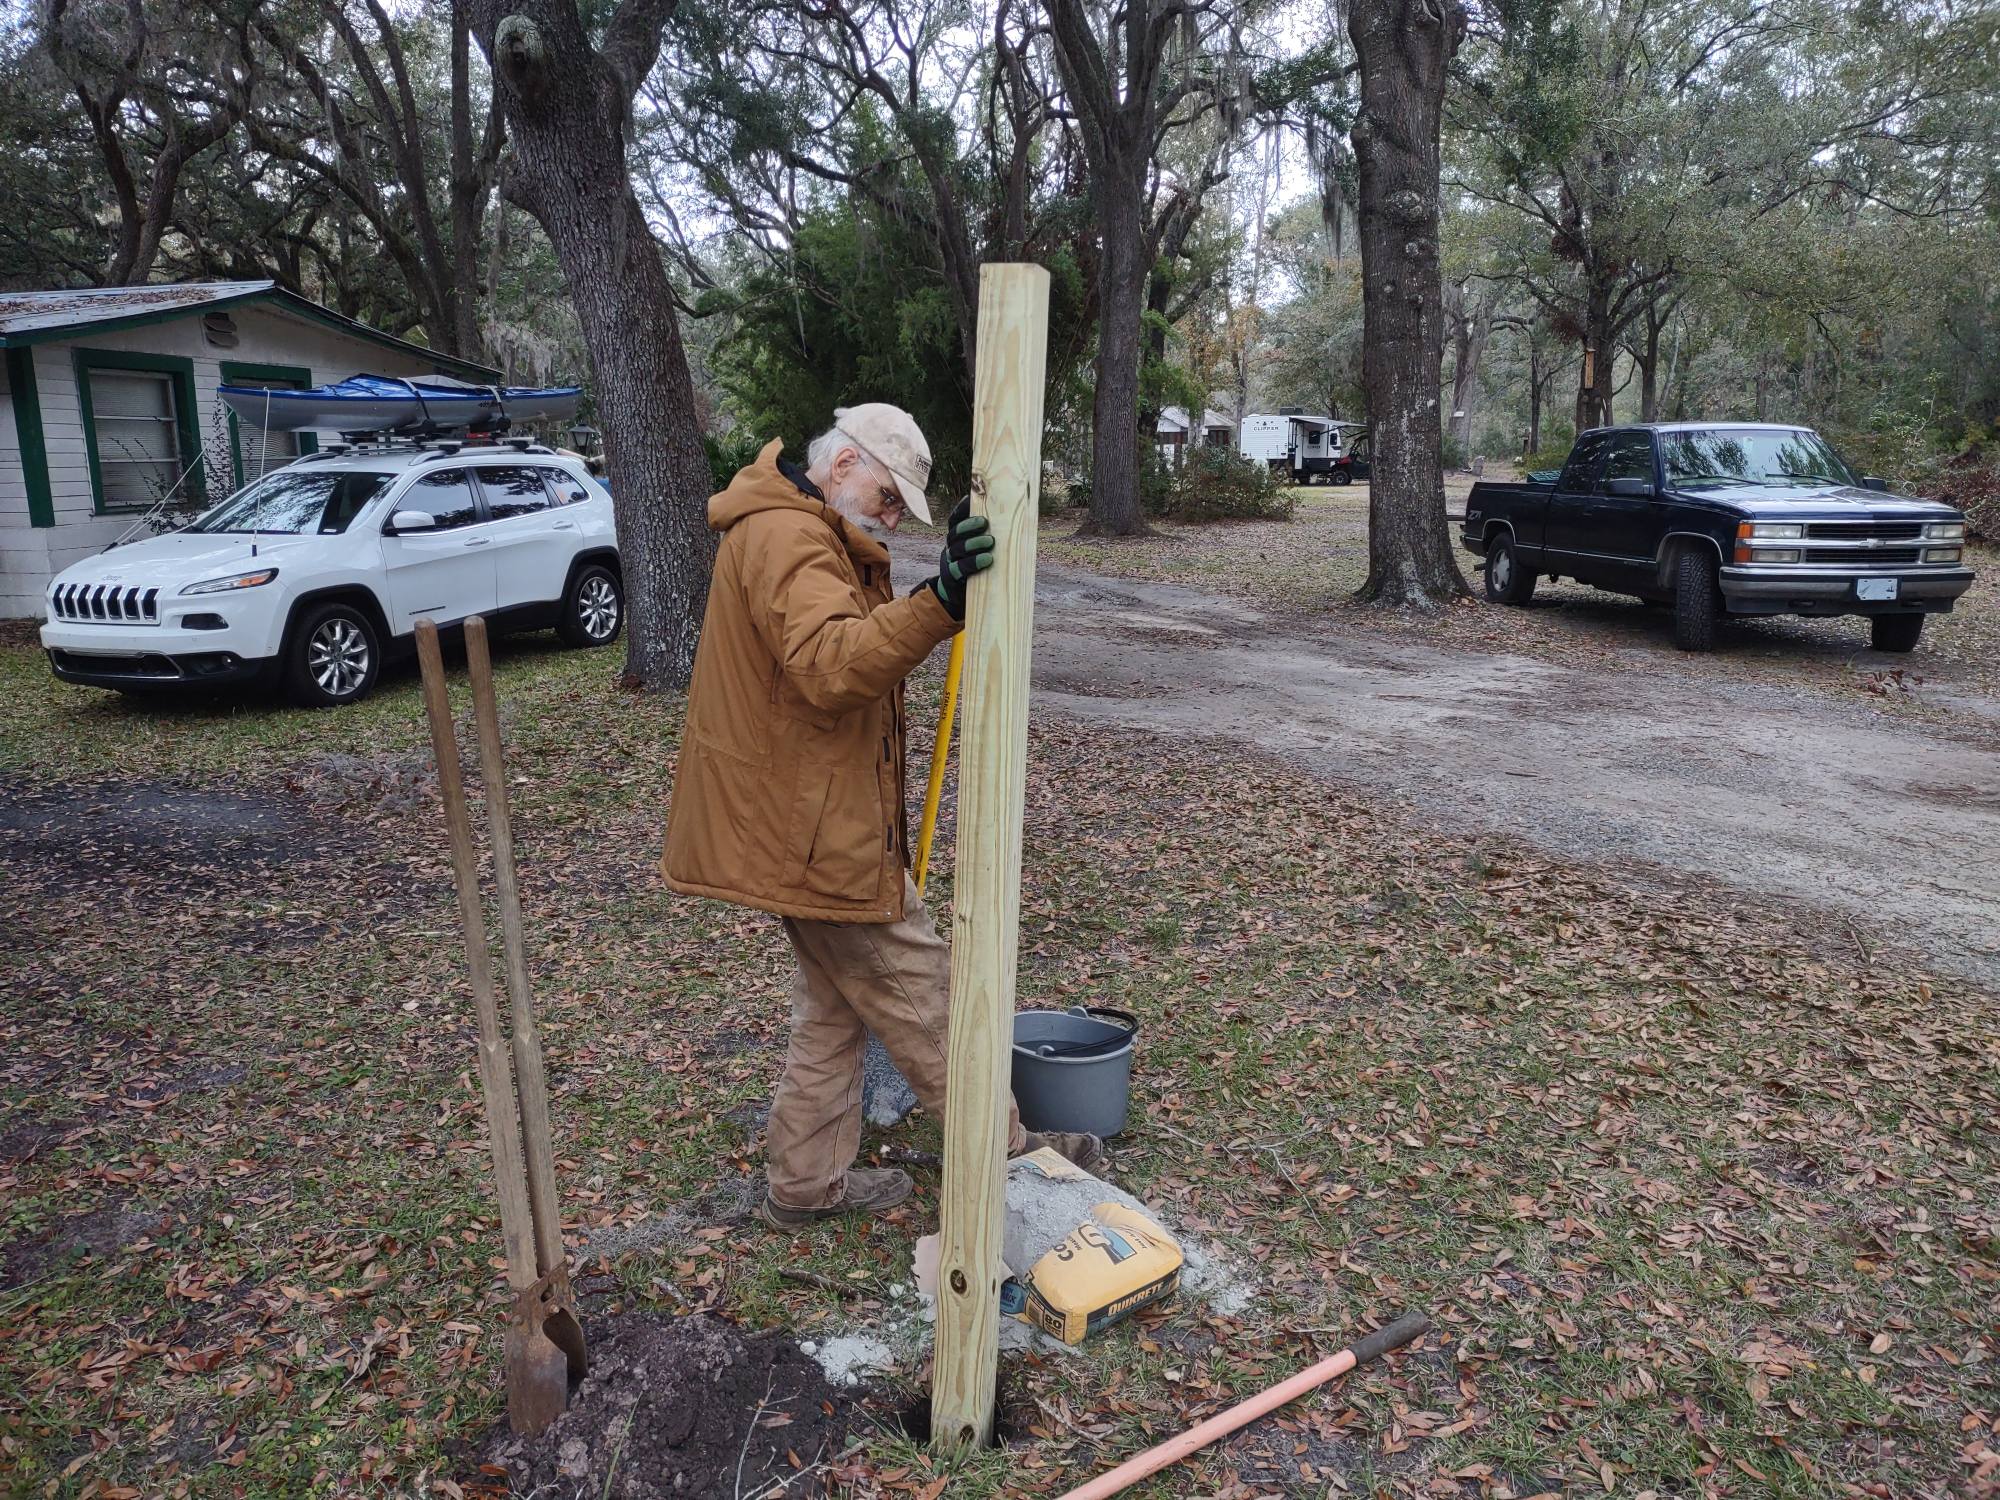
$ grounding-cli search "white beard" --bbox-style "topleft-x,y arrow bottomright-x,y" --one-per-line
831,491 -> 891,539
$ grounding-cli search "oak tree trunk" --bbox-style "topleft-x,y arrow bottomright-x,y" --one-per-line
1082,185 -> 1150,535
1526,343 -> 1543,453
1448,295 -> 1490,461
472,1 -> 715,690
1636,330 -> 1659,423
1574,277 -> 1616,432
448,0 -> 486,360
1349,0 -> 1468,606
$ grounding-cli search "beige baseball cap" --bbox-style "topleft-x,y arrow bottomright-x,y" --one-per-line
834,403 -> 934,525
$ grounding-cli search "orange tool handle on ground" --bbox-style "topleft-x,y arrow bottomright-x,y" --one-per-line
912,631 -> 965,896
1054,1313 -> 1429,1500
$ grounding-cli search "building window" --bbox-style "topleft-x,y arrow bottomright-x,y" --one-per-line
74,349 -> 203,514
221,361 -> 316,487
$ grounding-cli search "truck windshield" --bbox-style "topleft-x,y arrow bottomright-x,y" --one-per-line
1659,428 -> 1857,489
185,469 -> 394,535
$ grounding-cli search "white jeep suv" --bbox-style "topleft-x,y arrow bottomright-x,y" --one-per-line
41,440 -> 622,707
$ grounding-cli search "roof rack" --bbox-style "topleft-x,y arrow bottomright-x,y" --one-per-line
292,432 -> 557,464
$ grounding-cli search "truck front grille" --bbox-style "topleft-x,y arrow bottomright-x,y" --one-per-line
1803,546 -> 1921,565
50,583 -> 159,623
1805,521 -> 1922,541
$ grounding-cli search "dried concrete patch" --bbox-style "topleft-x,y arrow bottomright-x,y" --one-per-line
801,1332 -> 895,1387
577,1177 -> 761,1264
290,751 -> 436,817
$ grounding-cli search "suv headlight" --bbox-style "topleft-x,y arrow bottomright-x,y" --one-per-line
180,568 -> 279,595
1924,522 -> 1965,541
1743,522 -> 1804,540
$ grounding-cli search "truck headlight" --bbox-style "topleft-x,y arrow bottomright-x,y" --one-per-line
1924,546 -> 1962,564
1924,522 -> 1965,541
1747,547 -> 1803,564
180,568 -> 279,595
1742,522 -> 1805,540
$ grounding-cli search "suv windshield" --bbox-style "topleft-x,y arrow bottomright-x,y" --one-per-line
185,469 -> 394,535
1659,428 -> 1856,489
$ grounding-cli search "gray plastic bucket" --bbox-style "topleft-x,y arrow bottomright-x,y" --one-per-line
1011,1006 -> 1137,1139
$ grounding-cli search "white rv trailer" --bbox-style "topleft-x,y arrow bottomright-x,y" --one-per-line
1239,410 -> 1368,482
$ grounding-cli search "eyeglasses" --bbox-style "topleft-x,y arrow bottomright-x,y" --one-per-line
857,452 -> 904,515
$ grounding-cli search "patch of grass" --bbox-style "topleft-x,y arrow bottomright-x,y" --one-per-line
1,635 -> 1995,1497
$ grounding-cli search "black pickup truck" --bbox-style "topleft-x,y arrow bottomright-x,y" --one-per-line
1461,423 -> 1975,651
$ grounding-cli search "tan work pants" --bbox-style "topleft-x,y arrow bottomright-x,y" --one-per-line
766,874 -> 1027,1210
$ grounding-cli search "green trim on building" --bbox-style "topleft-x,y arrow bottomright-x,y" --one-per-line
220,359 -> 316,487
5,346 -> 54,528
0,285 -> 500,383
73,346 -> 205,515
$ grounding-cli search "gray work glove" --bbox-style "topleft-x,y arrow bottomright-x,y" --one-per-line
922,496 -> 995,621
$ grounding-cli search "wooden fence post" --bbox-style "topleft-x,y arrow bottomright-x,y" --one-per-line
931,262 -> 1052,1451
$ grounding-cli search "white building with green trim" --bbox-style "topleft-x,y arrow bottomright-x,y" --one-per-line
0,281 -> 501,619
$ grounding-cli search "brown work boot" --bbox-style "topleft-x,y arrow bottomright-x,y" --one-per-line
1016,1130 -> 1107,1174
757,1167 -> 914,1229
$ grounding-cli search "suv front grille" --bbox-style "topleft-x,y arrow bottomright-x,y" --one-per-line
1805,521 -> 1922,541
50,583 -> 159,623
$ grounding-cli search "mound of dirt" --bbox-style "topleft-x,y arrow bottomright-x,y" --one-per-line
483,1314 -> 859,1499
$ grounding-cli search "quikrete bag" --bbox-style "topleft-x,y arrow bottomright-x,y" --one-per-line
1006,1202 -> 1184,1345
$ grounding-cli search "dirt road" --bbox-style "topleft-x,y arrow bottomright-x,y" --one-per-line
897,537 -> 1999,986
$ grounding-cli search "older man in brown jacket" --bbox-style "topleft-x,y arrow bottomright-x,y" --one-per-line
663,405 -> 1102,1228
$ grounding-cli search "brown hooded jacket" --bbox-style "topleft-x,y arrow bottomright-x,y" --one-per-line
661,439 -> 958,922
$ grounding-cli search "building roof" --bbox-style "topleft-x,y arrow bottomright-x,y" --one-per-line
0,280 -> 501,382
1159,405 -> 1236,433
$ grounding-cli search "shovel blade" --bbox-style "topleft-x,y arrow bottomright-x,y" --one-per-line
505,1315 -> 573,1438
504,1270 -> 587,1438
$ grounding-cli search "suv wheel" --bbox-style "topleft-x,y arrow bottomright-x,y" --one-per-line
1673,549 -> 1722,652
1484,533 -> 1536,605
286,602 -> 381,707
1870,613 -> 1924,652
558,564 -> 623,648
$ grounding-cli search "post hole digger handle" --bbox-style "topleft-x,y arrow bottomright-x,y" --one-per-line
465,618 -> 565,1282
465,621 -> 587,1396
414,618 -> 539,1296
417,618 -> 582,1438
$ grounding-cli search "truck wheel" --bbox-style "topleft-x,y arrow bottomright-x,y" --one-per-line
1484,534 -> 1536,605
558,563 -> 623,648
1870,613 -> 1924,652
285,601 -> 381,707
1673,550 -> 1722,652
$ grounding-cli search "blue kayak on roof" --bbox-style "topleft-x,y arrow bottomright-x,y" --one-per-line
218,374 -> 581,435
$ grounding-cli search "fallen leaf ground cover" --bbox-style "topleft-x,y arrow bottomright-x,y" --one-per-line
0,629 -> 1994,1499
1040,489 -> 2000,735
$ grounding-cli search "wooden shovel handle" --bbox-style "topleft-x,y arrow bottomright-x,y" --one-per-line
464,618 -> 566,1281
415,618 -> 538,1293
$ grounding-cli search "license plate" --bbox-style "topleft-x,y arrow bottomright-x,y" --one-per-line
1857,578 -> 1899,601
